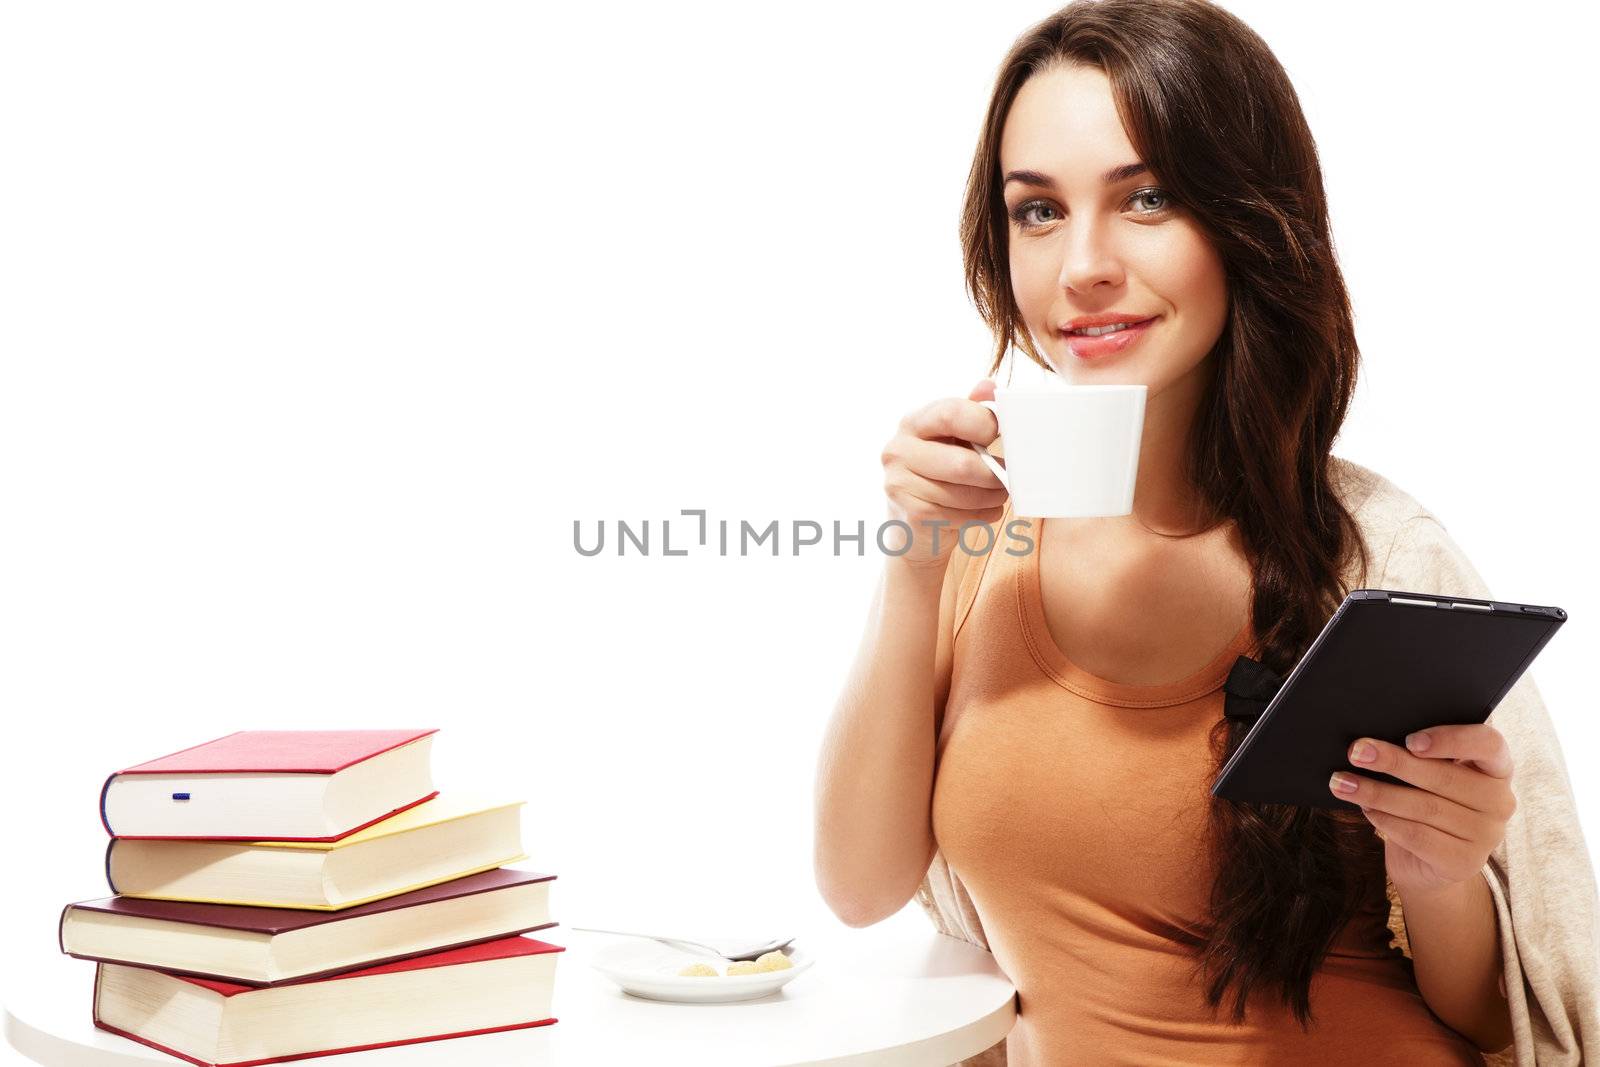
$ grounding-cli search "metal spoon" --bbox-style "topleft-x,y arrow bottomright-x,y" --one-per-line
569,926 -> 795,962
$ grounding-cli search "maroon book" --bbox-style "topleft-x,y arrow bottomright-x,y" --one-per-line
93,935 -> 564,1067
62,868 -> 557,986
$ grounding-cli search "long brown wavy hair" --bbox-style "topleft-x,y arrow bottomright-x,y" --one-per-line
961,0 -> 1385,1029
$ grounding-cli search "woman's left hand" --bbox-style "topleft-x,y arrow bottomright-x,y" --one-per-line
1329,724 -> 1516,897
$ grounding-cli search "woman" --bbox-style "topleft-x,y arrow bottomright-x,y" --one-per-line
811,2 -> 1598,1065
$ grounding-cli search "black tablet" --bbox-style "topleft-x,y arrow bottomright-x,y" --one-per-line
1211,588 -> 1567,809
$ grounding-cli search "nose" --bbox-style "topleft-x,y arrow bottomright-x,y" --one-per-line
1055,216 -> 1125,294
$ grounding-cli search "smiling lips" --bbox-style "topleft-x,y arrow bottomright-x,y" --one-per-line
1060,314 -> 1159,359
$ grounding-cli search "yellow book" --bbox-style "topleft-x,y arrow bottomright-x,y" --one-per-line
106,796 -> 527,910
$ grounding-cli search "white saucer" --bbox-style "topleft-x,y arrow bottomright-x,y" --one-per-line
589,940 -> 814,1003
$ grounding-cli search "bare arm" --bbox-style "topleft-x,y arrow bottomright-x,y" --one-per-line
813,383 -> 1002,928
1337,722 -> 1518,1053
1402,874 -> 1512,1053
813,549 -> 969,926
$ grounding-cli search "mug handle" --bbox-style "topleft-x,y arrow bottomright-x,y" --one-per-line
968,399 -> 1010,492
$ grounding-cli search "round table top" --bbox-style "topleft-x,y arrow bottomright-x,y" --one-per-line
4,919 -> 1016,1067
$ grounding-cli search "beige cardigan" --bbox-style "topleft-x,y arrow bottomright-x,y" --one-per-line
916,455 -> 1599,1066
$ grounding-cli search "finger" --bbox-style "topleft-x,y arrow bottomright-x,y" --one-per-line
1346,736 -> 1511,815
1329,771 -> 1496,842
900,436 -> 1007,489
905,397 -> 999,448
1361,808 -> 1484,883
888,468 -> 1010,512
1403,724 -> 1515,780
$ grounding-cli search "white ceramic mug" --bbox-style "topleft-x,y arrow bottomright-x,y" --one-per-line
969,384 -> 1147,517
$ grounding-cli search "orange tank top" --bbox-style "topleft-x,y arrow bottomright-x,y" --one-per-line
929,506 -> 1485,1066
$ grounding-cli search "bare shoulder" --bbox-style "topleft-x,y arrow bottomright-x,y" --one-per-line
950,532 -> 977,585
939,536 -> 976,645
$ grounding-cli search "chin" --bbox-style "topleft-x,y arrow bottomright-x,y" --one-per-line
1042,348 -> 1154,389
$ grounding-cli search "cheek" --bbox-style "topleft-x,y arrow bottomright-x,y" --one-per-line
1008,242 -> 1059,323
1147,226 -> 1228,332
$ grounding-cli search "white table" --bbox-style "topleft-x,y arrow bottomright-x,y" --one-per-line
4,920 -> 1016,1067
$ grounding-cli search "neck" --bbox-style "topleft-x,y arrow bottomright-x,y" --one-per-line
1065,354 -> 1218,539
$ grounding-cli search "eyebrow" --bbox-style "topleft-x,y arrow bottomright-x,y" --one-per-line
1002,162 -> 1149,188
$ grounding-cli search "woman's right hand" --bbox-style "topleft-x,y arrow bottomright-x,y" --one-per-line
879,379 -> 1010,570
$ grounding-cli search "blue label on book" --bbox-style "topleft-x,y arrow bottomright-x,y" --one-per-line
172,792 -> 191,801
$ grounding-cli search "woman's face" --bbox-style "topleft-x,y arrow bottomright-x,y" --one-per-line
1000,63 -> 1228,394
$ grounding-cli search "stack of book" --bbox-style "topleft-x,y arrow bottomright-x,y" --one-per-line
58,729 -> 564,1067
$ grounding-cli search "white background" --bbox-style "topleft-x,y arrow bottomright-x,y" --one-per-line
2,1 -> 1596,1059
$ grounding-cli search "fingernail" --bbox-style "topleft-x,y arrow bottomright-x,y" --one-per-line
1406,731 -> 1431,753
1349,741 -> 1375,764
1329,772 -> 1359,795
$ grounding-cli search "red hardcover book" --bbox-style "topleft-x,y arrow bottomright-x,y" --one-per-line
93,936 -> 564,1067
61,868 -> 557,986
100,729 -> 439,841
